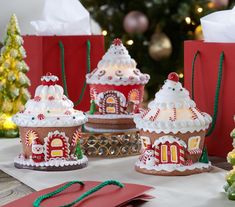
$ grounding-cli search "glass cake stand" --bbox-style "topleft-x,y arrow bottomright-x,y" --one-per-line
80,129 -> 141,158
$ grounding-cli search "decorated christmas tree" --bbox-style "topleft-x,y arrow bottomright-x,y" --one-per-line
81,0 -> 233,100
0,14 -> 31,137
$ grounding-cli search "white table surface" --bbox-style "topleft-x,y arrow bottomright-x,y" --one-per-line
0,138 -> 234,207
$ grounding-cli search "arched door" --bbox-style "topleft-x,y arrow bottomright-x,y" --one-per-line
103,93 -> 120,114
45,134 -> 69,160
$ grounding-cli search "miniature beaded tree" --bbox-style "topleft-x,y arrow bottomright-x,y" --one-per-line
0,14 -> 30,137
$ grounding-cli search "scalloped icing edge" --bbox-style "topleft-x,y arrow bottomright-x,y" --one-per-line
134,114 -> 211,134
86,78 -> 149,86
86,113 -> 134,119
135,160 -> 211,172
84,125 -> 137,133
12,113 -> 88,127
14,154 -> 88,168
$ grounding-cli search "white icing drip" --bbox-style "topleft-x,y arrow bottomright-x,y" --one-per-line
86,113 -> 134,119
134,113 -> 212,134
135,160 -> 211,172
86,41 -> 150,85
84,125 -> 137,133
14,154 -> 88,168
12,111 -> 87,127
153,136 -> 187,148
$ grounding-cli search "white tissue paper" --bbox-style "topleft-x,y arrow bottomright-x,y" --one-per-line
201,7 -> 235,42
31,0 -> 91,35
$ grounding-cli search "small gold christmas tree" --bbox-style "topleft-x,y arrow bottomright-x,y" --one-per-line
0,14 -> 30,137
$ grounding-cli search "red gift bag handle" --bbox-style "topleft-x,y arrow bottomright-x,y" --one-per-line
191,50 -> 224,137
33,180 -> 124,207
59,40 -> 91,107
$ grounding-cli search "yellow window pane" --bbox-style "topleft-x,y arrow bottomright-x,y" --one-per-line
141,136 -> 150,149
171,145 -> 178,162
51,139 -> 63,147
161,145 -> 168,162
188,136 -> 201,150
51,150 -> 63,157
129,91 -> 138,101
106,97 -> 115,103
106,107 -> 116,113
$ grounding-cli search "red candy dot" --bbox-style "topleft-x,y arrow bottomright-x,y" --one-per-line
168,72 -> 179,82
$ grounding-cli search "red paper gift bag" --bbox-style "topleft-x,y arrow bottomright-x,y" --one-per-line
23,35 -> 105,111
184,40 -> 235,157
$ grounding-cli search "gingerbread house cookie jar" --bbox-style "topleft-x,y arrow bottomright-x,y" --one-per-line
85,38 -> 150,132
134,72 -> 212,176
12,73 -> 88,171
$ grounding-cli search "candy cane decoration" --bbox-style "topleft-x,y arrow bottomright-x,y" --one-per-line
195,107 -> 205,117
189,107 -> 198,120
149,109 -> 160,121
169,107 -> 176,121
179,145 -> 185,164
141,108 -> 151,118
154,145 -> 160,163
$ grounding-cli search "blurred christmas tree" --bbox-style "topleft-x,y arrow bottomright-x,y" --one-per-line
0,14 -> 31,137
81,0 -> 233,100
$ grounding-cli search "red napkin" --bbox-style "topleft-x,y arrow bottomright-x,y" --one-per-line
3,181 -> 154,207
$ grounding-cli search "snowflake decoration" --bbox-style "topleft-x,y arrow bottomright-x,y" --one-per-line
25,130 -> 39,146
37,113 -> 45,120
71,129 -> 82,147
34,96 -> 41,102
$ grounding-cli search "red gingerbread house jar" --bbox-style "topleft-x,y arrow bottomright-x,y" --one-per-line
134,73 -> 212,175
85,38 -> 150,132
12,73 -> 88,171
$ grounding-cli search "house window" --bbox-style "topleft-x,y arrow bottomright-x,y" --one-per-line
170,145 -> 178,163
140,136 -> 150,149
128,89 -> 139,102
51,139 -> 63,147
106,97 -> 116,104
188,136 -> 201,150
161,145 -> 168,162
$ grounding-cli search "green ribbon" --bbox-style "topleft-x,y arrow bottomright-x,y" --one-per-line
59,40 -> 91,106
33,180 -> 124,207
191,50 -> 224,137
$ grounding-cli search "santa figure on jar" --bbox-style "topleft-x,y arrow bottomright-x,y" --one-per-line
32,138 -> 45,163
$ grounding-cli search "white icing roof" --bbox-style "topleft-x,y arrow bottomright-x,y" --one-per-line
86,38 -> 150,86
134,73 -> 212,134
13,74 -> 87,127
153,136 -> 187,148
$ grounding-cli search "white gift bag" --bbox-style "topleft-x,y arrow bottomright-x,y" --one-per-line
0,0 -> 100,37
201,7 -> 235,42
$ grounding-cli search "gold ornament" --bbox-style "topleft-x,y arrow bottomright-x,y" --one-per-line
148,32 -> 172,61
195,25 -> 204,40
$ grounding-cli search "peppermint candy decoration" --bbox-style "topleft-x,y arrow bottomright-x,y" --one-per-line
64,110 -> 71,115
48,96 -> 55,101
34,96 -> 41,102
37,113 -> 45,120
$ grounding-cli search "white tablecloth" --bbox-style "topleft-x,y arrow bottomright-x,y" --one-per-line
0,138 -> 234,207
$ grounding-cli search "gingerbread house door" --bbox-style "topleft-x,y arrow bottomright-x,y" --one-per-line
103,93 -> 120,114
45,134 -> 69,160
155,142 -> 182,164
